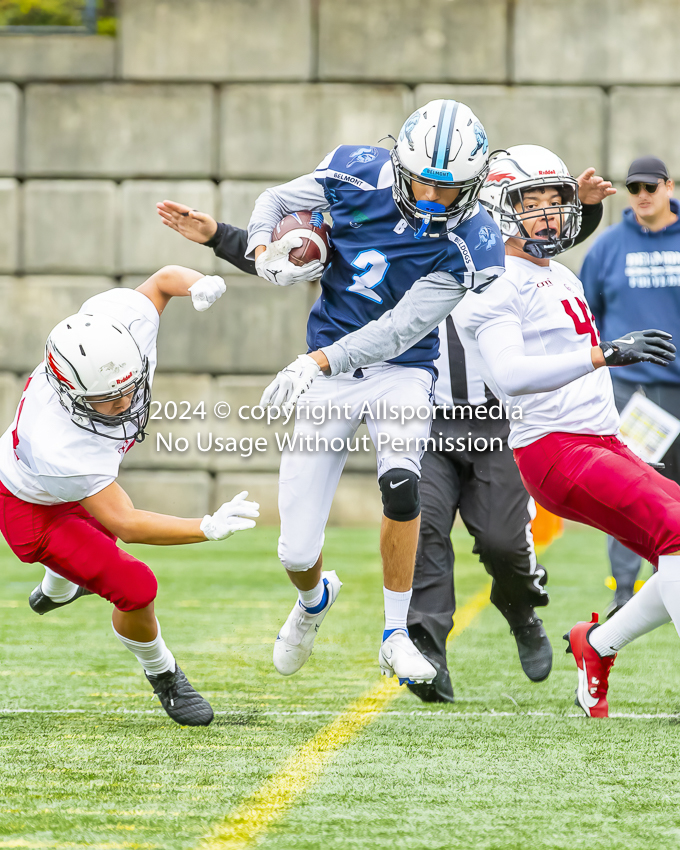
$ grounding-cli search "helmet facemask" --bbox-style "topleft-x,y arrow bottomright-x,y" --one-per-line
46,351 -> 151,443
391,147 -> 489,238
501,177 -> 581,259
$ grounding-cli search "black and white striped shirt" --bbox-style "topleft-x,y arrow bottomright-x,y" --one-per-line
434,315 -> 496,408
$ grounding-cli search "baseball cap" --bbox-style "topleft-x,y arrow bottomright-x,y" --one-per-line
626,155 -> 670,185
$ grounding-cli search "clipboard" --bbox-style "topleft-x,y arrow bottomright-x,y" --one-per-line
618,390 -> 680,464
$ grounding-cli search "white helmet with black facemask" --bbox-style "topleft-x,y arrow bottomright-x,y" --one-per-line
45,313 -> 151,443
480,144 -> 582,259
392,99 -> 490,238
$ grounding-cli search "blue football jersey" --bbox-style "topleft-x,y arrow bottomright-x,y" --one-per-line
307,145 -> 505,375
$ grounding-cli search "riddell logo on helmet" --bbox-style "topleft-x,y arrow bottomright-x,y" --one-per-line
116,372 -> 133,385
539,170 -> 556,175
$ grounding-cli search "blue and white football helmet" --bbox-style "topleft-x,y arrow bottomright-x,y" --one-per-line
392,99 -> 490,237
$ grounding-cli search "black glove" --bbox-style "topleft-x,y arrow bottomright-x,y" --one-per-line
599,330 -> 676,367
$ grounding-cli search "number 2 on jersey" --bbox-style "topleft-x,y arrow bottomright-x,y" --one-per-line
561,296 -> 599,346
347,250 -> 390,304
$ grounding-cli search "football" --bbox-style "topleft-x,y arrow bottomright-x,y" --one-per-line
271,210 -> 333,268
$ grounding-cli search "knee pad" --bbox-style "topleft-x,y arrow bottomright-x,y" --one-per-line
379,469 -> 420,522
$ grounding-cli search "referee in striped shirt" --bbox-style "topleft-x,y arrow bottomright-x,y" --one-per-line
405,316 -> 550,702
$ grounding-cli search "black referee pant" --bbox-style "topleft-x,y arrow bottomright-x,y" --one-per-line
408,406 -> 549,668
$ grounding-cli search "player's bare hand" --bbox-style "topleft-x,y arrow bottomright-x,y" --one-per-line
577,168 -> 617,205
259,354 -> 321,410
188,275 -> 226,312
200,491 -> 260,541
255,238 -> 324,286
156,200 -> 218,244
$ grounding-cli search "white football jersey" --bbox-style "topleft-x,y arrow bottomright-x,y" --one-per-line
0,288 -> 159,505
453,255 -> 619,449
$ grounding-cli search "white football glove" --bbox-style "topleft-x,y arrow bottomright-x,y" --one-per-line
255,237 -> 324,286
200,491 -> 260,541
259,354 -> 321,409
189,275 -> 227,312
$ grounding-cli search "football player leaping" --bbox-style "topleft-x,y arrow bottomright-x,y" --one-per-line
165,100 -> 504,684
0,268 -> 259,726
268,144 -> 680,716
159,161 -> 608,698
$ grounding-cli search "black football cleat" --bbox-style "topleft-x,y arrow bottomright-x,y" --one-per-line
145,666 -> 214,726
510,616 -> 553,682
407,624 -> 454,704
29,583 -> 93,615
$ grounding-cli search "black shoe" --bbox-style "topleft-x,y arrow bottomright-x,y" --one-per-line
28,583 -> 93,615
605,592 -> 634,620
145,666 -> 214,726
510,616 -> 553,682
406,625 -> 454,704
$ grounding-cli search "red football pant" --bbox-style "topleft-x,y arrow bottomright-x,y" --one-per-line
514,433 -> 680,567
0,481 -> 157,611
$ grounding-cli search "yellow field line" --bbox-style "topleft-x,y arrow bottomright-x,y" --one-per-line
198,584 -> 491,850
446,583 -> 491,645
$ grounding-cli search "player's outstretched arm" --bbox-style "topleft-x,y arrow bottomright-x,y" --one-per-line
574,168 -> 616,246
322,272 -> 469,374
81,483 -> 259,546
577,168 -> 616,205
136,265 -> 226,315
156,202 -> 258,275
476,323 -> 676,397
156,200 -> 218,244
258,271 -> 471,409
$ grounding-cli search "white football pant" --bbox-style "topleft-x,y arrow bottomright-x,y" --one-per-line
278,363 -> 433,571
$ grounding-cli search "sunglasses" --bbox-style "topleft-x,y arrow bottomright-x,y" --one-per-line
627,181 -> 664,195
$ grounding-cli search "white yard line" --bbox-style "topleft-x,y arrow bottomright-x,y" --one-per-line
0,707 -> 677,720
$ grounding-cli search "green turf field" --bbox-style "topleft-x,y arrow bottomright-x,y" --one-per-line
1,524 -> 678,850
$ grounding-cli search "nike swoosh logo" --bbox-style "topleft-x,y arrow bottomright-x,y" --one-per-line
390,479 -> 409,489
617,336 -> 635,345
582,656 -> 600,708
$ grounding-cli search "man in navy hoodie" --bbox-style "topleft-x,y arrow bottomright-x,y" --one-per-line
581,155 -> 680,614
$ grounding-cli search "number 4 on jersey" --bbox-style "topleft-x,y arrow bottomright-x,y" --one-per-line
347,250 -> 390,304
561,296 -> 599,346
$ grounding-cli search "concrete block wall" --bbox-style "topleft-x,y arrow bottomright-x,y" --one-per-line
0,0 -> 673,519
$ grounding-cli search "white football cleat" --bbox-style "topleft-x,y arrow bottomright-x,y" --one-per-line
273,570 -> 342,676
379,630 -> 437,685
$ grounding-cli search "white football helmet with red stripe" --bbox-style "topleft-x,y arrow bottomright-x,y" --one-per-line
480,145 -> 581,258
45,312 -> 150,442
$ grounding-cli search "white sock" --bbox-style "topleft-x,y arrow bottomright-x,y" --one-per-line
41,568 -> 79,603
657,555 -> 680,637
589,572 -> 671,656
298,579 -> 325,610
112,618 -> 176,676
383,587 -> 412,633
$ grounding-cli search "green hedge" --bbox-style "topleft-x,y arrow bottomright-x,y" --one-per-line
0,0 -> 116,33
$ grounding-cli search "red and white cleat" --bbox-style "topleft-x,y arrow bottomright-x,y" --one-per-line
564,613 -> 616,718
